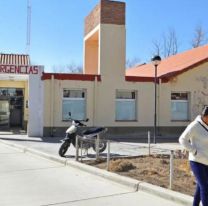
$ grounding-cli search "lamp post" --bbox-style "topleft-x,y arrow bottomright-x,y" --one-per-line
151,55 -> 161,144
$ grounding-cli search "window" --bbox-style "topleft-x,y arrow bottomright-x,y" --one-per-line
62,89 -> 86,121
171,92 -> 189,121
115,90 -> 137,121
0,88 -> 23,97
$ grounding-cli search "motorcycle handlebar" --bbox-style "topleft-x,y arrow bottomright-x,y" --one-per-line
68,113 -> 88,126
76,121 -> 85,126
72,119 -> 88,127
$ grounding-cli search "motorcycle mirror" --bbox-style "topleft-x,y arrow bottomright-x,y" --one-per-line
86,118 -> 89,122
68,112 -> 71,117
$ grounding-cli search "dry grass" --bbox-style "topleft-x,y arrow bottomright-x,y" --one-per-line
177,160 -> 191,173
109,159 -> 136,172
85,155 -> 196,196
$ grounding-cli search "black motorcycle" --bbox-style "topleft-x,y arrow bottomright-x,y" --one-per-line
58,114 -> 107,157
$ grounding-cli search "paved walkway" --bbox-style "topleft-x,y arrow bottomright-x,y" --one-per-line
0,142 -> 189,206
0,133 -> 183,159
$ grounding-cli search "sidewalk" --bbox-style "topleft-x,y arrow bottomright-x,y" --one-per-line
0,137 -> 192,206
0,133 -> 192,205
0,133 -> 183,158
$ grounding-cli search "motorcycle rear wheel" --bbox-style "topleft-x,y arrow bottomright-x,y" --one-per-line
92,142 -> 107,153
59,141 -> 70,157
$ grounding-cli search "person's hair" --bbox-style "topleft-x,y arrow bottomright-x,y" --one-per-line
202,106 -> 208,117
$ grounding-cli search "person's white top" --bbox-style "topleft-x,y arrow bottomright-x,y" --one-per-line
179,115 -> 208,166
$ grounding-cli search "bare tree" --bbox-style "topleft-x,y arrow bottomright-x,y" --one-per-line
163,29 -> 178,57
66,62 -> 83,73
52,62 -> 83,73
152,39 -> 162,56
152,28 -> 179,58
191,25 -> 208,48
52,65 -> 65,73
126,57 -> 140,68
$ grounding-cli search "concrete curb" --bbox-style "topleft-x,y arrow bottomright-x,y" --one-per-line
0,139 -> 139,190
0,140 -> 27,152
66,160 -> 140,191
26,147 -> 67,165
0,140 -> 67,165
0,139 -> 192,205
139,182 -> 192,206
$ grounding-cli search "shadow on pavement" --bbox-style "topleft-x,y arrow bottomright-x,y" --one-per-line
109,136 -> 179,143
0,136 -> 62,144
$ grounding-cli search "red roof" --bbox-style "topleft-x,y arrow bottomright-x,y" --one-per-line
126,44 -> 208,82
0,53 -> 30,65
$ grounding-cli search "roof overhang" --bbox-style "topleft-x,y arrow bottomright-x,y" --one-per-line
0,73 -> 28,81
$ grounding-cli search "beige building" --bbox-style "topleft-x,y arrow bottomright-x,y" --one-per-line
42,0 -> 208,138
0,0 -> 207,139
127,45 -> 208,135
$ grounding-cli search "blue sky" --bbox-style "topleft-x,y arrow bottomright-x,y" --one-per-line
0,0 -> 208,71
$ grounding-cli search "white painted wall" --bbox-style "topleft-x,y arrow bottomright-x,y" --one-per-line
158,62 -> 208,127
28,66 -> 44,137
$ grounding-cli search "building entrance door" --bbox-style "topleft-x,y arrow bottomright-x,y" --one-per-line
0,100 -> 10,128
0,88 -> 24,129
10,96 -> 23,127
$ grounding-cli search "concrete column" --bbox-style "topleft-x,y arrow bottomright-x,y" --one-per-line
28,66 -> 44,137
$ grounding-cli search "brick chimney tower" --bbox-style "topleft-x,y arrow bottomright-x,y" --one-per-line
84,0 -> 126,80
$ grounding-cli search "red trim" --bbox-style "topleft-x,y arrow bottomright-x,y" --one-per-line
42,57 -> 208,83
125,76 -> 154,82
41,73 -> 50,80
161,58 -> 208,83
127,58 -> 208,83
41,73 -> 101,81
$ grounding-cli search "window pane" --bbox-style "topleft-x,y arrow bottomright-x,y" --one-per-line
0,89 -> 8,97
171,101 -> 188,120
0,88 -> 23,97
63,89 -> 84,98
62,99 -> 85,120
171,93 -> 188,100
116,91 -> 135,99
116,100 -> 136,120
0,100 -> 9,126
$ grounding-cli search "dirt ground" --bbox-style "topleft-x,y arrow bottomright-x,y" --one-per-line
85,155 -> 196,196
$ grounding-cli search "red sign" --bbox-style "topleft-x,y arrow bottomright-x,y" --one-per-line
0,65 -> 39,75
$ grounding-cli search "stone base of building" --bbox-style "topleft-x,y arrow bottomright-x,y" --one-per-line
43,126 -> 185,142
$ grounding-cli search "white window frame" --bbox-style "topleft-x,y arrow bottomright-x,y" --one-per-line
115,90 -> 137,121
62,89 -> 86,121
171,92 -> 189,121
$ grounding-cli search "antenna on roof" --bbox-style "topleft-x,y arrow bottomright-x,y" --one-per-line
26,0 -> 31,54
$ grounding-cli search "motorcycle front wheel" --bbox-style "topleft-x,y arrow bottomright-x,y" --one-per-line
59,141 -> 70,157
92,141 -> 107,153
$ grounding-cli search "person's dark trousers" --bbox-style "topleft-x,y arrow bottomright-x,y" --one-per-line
190,161 -> 208,206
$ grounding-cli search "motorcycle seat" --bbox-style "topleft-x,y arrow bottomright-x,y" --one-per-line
82,127 -> 105,135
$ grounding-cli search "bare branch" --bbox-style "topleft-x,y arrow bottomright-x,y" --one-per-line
191,25 -> 208,48
52,62 -> 83,73
163,29 -> 178,57
66,63 -> 83,73
126,57 -> 141,68
152,28 -> 179,59
152,40 -> 162,56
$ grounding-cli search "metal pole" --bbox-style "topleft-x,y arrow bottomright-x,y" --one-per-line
148,131 -> 151,156
80,140 -> 83,162
75,136 -> 79,161
154,64 -> 158,144
169,150 -> 174,189
96,134 -> 100,160
107,140 -> 110,171
26,0 -> 31,54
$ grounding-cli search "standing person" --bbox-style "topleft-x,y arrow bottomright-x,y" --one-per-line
179,106 -> 208,206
